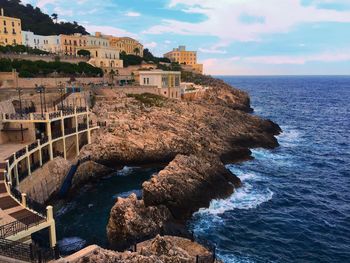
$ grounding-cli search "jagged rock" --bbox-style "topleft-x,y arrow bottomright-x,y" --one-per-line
75,235 -> 218,263
143,153 -> 241,220
107,194 -> 173,249
72,160 -> 114,188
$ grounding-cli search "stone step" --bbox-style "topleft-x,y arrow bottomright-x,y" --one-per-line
3,204 -> 23,215
0,195 -> 18,210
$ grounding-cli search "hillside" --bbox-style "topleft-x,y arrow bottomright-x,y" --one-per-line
0,0 -> 88,35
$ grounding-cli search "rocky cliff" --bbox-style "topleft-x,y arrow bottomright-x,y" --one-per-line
80,78 -> 281,250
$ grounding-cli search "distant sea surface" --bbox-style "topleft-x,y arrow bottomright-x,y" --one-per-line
189,76 -> 350,263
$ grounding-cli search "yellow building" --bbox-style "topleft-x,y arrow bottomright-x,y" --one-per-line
60,33 -> 87,56
108,36 -> 143,56
83,46 -> 123,73
164,45 -> 203,74
0,8 -> 22,46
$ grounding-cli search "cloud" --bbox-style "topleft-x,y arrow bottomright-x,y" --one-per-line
144,41 -> 158,48
198,47 -> 227,54
53,6 -> 73,17
125,11 -> 141,17
245,50 -> 350,64
144,0 -> 350,43
36,0 -> 57,8
84,25 -> 138,38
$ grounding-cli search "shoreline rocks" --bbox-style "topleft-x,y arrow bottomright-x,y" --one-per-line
78,76 -> 281,254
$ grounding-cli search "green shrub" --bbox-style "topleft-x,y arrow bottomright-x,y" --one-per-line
127,93 -> 167,107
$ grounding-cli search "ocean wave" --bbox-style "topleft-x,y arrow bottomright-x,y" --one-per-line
278,127 -> 302,147
219,254 -> 256,263
196,182 -> 273,216
116,166 -> 138,176
112,189 -> 142,199
56,202 -> 76,217
57,237 -> 86,252
226,166 -> 260,182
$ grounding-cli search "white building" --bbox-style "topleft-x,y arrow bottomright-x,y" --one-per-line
138,70 -> 181,99
21,31 -> 60,53
84,46 -> 123,72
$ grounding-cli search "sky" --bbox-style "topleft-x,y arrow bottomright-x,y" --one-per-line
21,0 -> 350,75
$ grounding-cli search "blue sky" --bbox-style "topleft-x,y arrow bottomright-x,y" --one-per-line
22,0 -> 350,75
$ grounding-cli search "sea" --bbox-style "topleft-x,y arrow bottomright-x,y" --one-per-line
55,76 -> 350,262
189,76 -> 350,263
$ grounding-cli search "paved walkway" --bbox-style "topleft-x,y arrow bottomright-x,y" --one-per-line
0,143 -> 26,161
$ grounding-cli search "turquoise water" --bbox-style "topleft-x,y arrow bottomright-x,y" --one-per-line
55,166 -> 162,252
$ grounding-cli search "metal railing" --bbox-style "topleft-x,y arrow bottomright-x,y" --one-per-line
64,127 -> 76,136
28,142 -> 39,151
49,111 -> 61,119
0,215 -> 45,239
40,136 -> 49,145
0,238 -> 57,263
15,148 -> 26,159
78,123 -> 88,131
10,187 -> 47,217
52,131 -> 63,140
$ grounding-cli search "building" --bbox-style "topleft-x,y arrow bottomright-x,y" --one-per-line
84,46 -> 123,73
164,45 -> 203,74
60,33 -> 87,56
84,32 -> 109,48
108,36 -> 143,56
0,8 -> 22,46
22,31 -> 61,53
139,70 -> 181,99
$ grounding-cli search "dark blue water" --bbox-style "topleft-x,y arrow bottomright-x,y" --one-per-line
189,76 -> 350,263
55,166 -> 162,252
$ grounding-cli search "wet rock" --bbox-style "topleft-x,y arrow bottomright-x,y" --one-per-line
107,193 -> 173,249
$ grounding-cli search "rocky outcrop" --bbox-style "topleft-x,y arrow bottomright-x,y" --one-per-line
143,154 -> 241,220
107,194 -> 173,249
83,78 -> 281,251
72,160 -> 114,188
18,157 -> 71,203
74,235 -> 217,263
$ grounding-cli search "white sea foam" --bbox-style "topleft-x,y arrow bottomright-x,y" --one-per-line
113,189 -> 142,199
219,254 -> 256,263
116,166 -> 138,176
56,202 -> 76,217
57,237 -> 86,252
278,126 -> 302,147
197,182 -> 273,216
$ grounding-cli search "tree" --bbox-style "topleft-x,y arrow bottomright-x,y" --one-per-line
51,13 -> 58,23
133,47 -> 140,56
77,49 -> 91,57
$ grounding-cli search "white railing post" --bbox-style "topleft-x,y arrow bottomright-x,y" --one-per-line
38,139 -> 43,166
26,145 -> 31,176
46,205 -> 57,248
21,193 -> 27,207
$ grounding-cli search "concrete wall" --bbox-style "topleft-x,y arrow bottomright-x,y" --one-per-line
0,53 -> 88,64
117,86 -> 182,100
18,157 -> 71,203
0,76 -> 104,89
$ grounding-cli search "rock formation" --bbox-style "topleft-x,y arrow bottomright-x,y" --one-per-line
79,78 -> 281,250
72,160 -> 114,188
75,235 -> 218,263
107,193 -> 172,249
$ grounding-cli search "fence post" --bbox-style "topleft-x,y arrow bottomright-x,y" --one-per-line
196,255 -> 199,263
21,193 -> 27,207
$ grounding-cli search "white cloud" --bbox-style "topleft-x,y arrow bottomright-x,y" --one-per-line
164,40 -> 172,44
36,0 -> 57,8
198,47 -> 227,54
144,41 -> 158,48
245,50 -> 350,64
125,12 -> 141,17
84,25 -> 138,38
144,0 -> 350,43
53,6 -> 73,17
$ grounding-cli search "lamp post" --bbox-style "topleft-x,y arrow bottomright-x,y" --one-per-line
36,85 -> 44,118
58,86 -> 65,110
16,87 -> 24,143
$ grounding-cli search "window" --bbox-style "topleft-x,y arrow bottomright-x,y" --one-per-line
12,21 -> 14,27
13,39 -> 16,44
5,38 -> 7,43
12,29 -> 15,34
3,21 -> 6,26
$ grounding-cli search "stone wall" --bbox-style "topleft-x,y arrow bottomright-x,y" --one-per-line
18,157 -> 71,203
117,86 -> 182,99
0,54 -> 88,64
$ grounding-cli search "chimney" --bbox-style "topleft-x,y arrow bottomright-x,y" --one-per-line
1,8 -> 4,16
